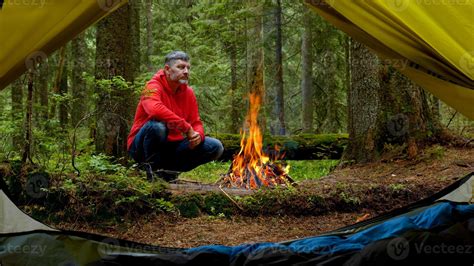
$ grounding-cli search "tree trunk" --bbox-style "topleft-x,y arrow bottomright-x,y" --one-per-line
343,41 -> 443,163
37,60 -> 49,121
344,36 -> 351,132
95,2 -> 138,157
431,95 -> 440,122
59,49 -> 68,128
381,66 -> 442,158
229,36 -> 240,134
343,41 -> 382,163
129,0 -> 141,80
145,0 -> 154,72
301,8 -> 313,133
273,0 -> 286,135
246,0 -> 264,97
11,78 -> 23,149
244,0 -> 265,134
71,33 -> 87,127
22,71 -> 34,164
320,47 -> 339,133
49,46 -> 67,119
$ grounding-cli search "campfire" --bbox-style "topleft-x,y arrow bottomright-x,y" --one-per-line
221,92 -> 293,189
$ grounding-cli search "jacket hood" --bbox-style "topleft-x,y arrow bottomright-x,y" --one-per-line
150,69 -> 187,93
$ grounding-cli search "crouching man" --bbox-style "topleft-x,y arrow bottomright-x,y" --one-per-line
127,51 -> 224,181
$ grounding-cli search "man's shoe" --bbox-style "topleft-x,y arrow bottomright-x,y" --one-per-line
140,163 -> 155,182
155,169 -> 180,182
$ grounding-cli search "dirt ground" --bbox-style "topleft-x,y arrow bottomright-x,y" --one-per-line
53,146 -> 473,248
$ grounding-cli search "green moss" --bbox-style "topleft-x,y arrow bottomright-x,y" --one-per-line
176,201 -> 201,218
208,133 -> 348,161
172,194 -> 203,218
388,183 -> 406,192
203,193 -> 234,216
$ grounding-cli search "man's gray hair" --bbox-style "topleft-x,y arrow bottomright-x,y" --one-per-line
164,51 -> 190,66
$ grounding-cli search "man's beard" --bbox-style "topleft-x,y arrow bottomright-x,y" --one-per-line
170,73 -> 188,85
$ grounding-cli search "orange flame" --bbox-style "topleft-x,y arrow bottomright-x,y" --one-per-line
225,92 -> 291,189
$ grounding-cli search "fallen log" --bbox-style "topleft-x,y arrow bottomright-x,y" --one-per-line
209,133 -> 348,161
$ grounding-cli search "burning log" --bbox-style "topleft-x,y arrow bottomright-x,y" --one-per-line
220,160 -> 295,189
220,92 -> 294,189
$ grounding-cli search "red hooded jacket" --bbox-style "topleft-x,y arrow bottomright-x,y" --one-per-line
127,70 -> 204,150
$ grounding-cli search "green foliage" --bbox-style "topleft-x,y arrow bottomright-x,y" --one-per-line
181,161 -> 230,183
172,194 -> 203,218
182,159 -> 338,183
203,193 -> 233,217
288,160 -> 339,181
338,191 -> 361,205
95,76 -> 132,98
85,154 -> 125,173
389,183 -> 406,192
425,145 -> 445,160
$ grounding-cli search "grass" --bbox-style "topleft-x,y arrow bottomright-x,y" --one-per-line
180,160 -> 339,183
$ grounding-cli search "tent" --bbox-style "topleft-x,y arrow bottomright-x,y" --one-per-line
0,0 -> 473,265
0,0 -> 124,89
307,0 -> 474,120
0,0 -> 473,119
1,172 -> 472,265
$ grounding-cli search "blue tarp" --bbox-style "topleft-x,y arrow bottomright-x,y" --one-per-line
186,202 -> 474,259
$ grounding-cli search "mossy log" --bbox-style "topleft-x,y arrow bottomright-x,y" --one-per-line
209,133 -> 348,161
165,181 -> 439,218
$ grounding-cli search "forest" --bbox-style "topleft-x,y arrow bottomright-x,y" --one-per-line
0,0 -> 473,250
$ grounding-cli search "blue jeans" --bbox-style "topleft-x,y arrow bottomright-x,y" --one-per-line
129,120 -> 224,172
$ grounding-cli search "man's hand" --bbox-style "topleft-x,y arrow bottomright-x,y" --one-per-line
187,128 -> 201,149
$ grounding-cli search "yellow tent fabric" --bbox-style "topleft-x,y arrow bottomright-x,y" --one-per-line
0,0 -> 127,90
307,0 -> 474,119
0,0 -> 472,119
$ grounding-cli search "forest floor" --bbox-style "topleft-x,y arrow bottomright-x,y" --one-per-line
51,145 -> 474,248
